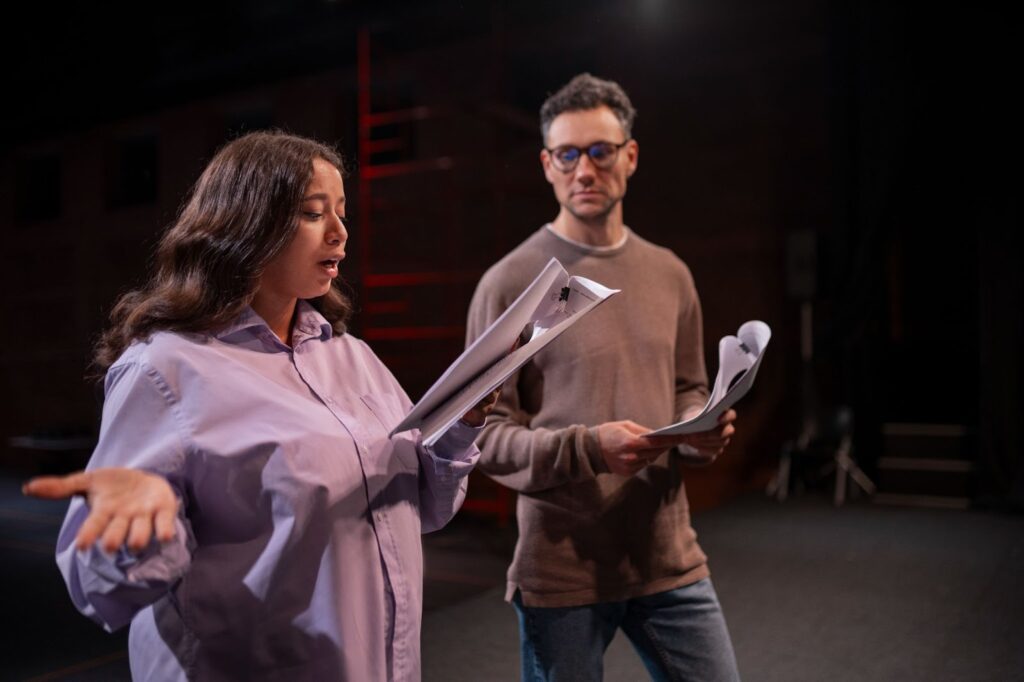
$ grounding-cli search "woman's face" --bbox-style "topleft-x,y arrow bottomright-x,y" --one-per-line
256,157 -> 348,306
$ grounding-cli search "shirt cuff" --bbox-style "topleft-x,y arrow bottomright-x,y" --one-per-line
80,515 -> 191,587
429,420 -> 483,461
119,517 -> 193,584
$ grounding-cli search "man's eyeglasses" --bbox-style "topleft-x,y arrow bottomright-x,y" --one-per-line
544,140 -> 630,172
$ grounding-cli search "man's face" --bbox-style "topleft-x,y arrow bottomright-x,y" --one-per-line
541,105 -> 638,223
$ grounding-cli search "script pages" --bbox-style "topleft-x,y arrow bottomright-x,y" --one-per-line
647,320 -> 772,436
390,258 -> 620,446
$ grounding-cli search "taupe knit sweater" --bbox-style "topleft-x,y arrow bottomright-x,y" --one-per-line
466,226 -> 712,607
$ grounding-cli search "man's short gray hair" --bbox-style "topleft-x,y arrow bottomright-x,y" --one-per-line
539,73 -> 637,143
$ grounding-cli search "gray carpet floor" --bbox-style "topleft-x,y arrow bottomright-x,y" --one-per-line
4,479 -> 1022,681
423,496 -> 1024,682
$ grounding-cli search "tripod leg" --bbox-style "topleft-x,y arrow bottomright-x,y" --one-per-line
836,435 -> 876,496
777,451 -> 791,501
834,457 -> 846,505
834,435 -> 853,506
848,464 -> 877,495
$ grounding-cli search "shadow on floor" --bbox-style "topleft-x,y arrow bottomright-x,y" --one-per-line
4,476 -> 1022,681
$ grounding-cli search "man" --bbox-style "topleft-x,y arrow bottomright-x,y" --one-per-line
466,73 -> 741,681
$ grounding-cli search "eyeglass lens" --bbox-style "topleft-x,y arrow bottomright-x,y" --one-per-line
554,142 -> 619,169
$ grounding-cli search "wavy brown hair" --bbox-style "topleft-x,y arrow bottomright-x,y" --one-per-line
93,130 -> 352,373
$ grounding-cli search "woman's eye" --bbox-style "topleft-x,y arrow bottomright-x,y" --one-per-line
304,212 -> 323,220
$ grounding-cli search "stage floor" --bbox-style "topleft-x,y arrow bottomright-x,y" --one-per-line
3,476 -> 1021,681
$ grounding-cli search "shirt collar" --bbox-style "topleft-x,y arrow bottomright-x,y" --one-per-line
215,300 -> 333,349
291,300 -> 334,344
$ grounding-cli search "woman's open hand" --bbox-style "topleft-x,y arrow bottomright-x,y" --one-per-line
23,468 -> 178,552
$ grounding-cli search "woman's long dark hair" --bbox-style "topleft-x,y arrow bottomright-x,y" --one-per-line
93,130 -> 352,374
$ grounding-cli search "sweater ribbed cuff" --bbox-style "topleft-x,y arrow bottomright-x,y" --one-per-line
584,426 -> 609,474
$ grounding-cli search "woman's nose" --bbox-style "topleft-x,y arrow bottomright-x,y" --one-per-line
327,216 -> 347,245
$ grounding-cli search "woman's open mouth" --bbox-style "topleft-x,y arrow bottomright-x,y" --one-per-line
319,258 -> 340,277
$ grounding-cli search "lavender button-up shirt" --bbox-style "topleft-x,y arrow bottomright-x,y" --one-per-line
56,302 -> 479,681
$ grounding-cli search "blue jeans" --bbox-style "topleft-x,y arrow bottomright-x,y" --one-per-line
512,579 -> 740,682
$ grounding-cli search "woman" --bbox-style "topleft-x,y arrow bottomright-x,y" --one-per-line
23,131 -> 494,680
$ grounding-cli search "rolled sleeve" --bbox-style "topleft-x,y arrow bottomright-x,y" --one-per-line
56,358 -> 194,631
57,498 -> 193,632
416,422 -> 481,533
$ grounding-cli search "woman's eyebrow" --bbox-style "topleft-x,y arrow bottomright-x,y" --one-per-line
302,193 -> 346,204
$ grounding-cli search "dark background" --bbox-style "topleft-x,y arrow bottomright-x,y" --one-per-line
1,1 -> 1020,517
1,1 -> 1022,679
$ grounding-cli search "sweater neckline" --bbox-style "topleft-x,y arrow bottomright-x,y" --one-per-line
543,224 -> 631,256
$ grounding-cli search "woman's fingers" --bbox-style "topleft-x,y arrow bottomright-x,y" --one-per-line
30,468 -> 178,552
462,388 -> 503,426
126,515 -> 154,552
22,471 -> 92,499
75,506 -> 113,551
154,506 -> 177,544
479,388 -> 501,413
100,515 -> 131,553
78,507 -> 175,553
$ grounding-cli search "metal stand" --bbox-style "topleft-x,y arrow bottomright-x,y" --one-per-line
831,433 -> 876,505
766,302 -> 875,505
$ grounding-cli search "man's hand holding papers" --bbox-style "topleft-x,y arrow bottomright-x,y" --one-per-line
596,409 -> 737,475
